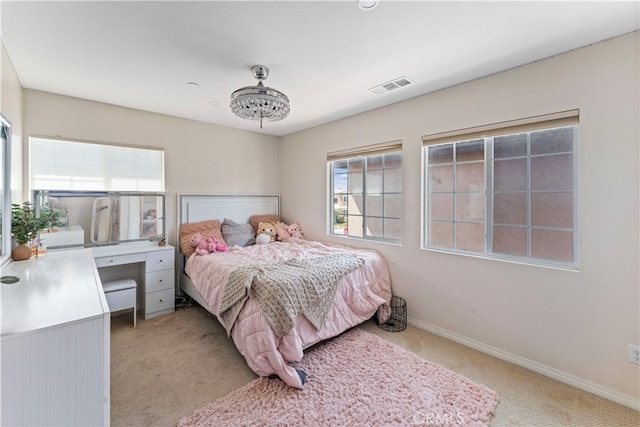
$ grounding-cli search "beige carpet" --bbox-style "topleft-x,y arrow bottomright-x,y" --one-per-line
178,328 -> 499,426
110,304 -> 640,426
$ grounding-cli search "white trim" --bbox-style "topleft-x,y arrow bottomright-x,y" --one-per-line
408,316 -> 640,411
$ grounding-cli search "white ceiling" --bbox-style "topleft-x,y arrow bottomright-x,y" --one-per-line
1,1 -> 638,137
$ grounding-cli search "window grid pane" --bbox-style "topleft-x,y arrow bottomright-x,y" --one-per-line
425,140 -> 485,254
331,149 -> 402,243
489,128 -> 574,263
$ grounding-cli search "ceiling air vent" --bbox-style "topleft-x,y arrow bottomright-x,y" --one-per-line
370,76 -> 413,94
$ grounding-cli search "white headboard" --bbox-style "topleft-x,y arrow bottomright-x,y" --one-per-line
178,193 -> 280,227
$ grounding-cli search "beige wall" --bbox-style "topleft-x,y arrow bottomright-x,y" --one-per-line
280,32 -> 640,405
22,90 -> 280,248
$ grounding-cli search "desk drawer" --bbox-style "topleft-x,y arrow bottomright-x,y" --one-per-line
95,253 -> 145,268
146,288 -> 174,314
146,269 -> 174,293
146,250 -> 174,273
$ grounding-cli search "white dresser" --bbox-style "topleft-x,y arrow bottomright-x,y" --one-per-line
92,242 -> 175,319
1,249 -> 110,426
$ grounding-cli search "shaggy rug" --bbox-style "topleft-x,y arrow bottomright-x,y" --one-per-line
178,328 -> 499,426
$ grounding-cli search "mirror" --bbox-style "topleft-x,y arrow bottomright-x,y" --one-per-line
33,191 -> 165,249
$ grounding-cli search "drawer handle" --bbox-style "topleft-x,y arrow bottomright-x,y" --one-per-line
159,299 -> 163,302
159,279 -> 163,282
110,260 -> 114,263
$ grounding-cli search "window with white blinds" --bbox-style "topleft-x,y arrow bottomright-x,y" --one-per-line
30,136 -> 165,192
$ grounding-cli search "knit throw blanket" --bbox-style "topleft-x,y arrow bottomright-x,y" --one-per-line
219,253 -> 364,338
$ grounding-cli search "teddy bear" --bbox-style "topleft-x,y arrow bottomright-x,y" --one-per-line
190,232 -> 228,255
285,221 -> 305,239
190,232 -> 216,255
274,221 -> 291,241
211,235 -> 228,252
255,222 -> 277,244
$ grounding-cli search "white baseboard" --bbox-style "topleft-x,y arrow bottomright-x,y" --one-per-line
407,317 -> 640,412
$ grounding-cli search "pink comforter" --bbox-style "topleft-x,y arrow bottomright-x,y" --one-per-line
185,239 -> 392,388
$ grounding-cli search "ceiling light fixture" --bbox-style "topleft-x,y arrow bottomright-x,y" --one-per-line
230,65 -> 290,129
358,0 -> 379,11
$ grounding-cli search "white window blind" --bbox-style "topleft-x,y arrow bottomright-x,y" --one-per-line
30,136 -> 165,192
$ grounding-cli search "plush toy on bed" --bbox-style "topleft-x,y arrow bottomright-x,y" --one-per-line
190,232 -> 228,255
190,232 -> 214,255
274,221 -> 291,241
256,222 -> 277,245
211,235 -> 228,252
285,221 -> 305,239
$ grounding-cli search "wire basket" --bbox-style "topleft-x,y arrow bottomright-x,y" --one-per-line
376,296 -> 407,332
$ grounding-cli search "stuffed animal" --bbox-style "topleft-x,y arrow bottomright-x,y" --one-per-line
210,234 -> 228,252
285,221 -> 305,239
274,221 -> 291,241
190,232 -> 216,256
256,222 -> 277,244
190,232 -> 228,255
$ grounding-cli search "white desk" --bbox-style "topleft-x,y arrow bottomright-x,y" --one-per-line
92,242 -> 175,320
1,249 -> 110,426
1,242 -> 176,426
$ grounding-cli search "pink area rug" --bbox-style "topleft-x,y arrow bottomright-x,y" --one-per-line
178,328 -> 499,426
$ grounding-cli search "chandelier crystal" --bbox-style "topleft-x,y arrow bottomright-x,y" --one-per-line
230,65 -> 290,129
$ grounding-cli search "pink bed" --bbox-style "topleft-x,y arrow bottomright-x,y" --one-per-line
184,238 -> 392,388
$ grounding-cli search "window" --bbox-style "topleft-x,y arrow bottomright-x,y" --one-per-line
1,113 -> 12,265
29,136 -> 164,192
328,142 -> 402,243
422,111 -> 578,268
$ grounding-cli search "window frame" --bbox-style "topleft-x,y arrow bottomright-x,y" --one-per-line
422,112 -> 580,270
328,141 -> 403,244
1,113 -> 12,267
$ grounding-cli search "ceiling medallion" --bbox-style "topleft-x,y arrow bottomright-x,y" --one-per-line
230,65 -> 290,129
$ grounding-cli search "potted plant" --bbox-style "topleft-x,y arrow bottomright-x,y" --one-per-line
10,201 -> 55,260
